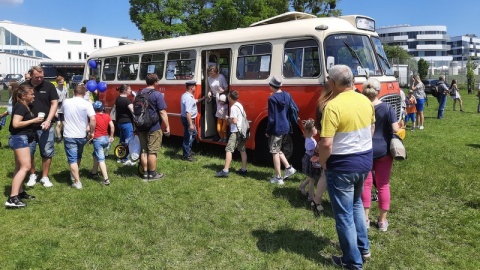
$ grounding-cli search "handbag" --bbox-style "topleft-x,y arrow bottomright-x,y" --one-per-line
386,103 -> 406,160
109,105 -> 116,121
390,134 -> 406,160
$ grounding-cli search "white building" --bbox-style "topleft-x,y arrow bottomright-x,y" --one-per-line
0,20 -> 139,75
449,34 -> 480,68
377,25 -> 452,68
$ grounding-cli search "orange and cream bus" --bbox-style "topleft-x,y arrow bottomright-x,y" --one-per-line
85,12 -> 401,162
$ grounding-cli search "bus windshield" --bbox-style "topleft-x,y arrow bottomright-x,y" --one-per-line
372,37 -> 394,76
324,34 -> 380,76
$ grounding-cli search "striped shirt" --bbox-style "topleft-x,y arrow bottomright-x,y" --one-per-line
321,90 -> 375,173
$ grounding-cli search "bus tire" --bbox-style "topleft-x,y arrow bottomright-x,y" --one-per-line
254,120 -> 272,166
284,124 -> 304,169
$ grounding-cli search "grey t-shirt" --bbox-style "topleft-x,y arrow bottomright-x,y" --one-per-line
413,83 -> 426,99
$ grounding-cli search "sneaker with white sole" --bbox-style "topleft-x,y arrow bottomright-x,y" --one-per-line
5,196 -> 26,208
26,174 -> 37,187
419,126 -> 424,130
270,176 -> 285,185
40,177 -> 53,187
378,220 -> 389,232
284,167 -> 296,179
71,181 -> 83,189
122,160 -> 137,166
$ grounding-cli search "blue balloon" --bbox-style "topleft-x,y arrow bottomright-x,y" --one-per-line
97,81 -> 107,92
86,80 -> 97,92
88,59 -> 97,69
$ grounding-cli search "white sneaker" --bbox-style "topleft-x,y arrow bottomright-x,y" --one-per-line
122,160 -> 136,166
270,176 -> 285,185
419,126 -> 424,130
71,181 -> 83,189
26,174 -> 37,187
40,177 -> 53,187
284,167 -> 296,179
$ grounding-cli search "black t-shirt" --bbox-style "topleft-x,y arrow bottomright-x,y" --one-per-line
9,103 -> 35,135
22,80 -> 59,129
115,96 -> 133,123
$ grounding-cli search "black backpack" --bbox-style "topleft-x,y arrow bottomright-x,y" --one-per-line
133,89 -> 160,131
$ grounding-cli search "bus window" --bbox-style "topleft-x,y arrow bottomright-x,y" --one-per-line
90,60 -> 101,81
166,50 -> 196,80
102,58 -> 117,81
237,43 -> 271,80
324,34 -> 380,76
140,53 -> 165,80
117,55 -> 139,80
371,37 -> 394,76
283,39 -> 320,78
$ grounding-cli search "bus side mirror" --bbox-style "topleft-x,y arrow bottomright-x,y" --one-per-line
327,56 -> 335,72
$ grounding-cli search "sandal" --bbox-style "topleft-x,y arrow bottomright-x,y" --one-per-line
310,200 -> 324,217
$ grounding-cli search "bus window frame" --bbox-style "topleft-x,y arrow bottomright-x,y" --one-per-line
282,38 -> 322,79
166,49 -> 196,80
236,43 -> 272,80
140,52 -> 166,80
117,55 -> 140,81
102,57 -> 118,81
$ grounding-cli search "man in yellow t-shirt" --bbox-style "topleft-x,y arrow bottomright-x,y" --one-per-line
318,65 -> 375,269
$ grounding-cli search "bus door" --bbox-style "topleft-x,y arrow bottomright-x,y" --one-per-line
200,49 -> 232,140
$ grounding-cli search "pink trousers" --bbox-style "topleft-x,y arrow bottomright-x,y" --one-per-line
361,155 -> 393,211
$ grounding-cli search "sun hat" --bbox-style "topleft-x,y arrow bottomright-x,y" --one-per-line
269,75 -> 282,88
219,94 -> 226,102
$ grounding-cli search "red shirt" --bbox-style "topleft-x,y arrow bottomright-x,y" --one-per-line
94,113 -> 111,139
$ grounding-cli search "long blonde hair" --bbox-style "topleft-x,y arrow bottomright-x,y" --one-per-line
315,86 -> 336,130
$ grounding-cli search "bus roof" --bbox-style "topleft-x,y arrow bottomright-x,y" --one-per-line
89,13 -> 377,59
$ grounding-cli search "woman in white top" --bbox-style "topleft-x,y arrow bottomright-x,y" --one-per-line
207,65 -> 228,140
449,79 -> 463,111
54,76 -> 69,142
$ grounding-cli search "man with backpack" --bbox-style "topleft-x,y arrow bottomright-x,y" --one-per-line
266,75 -> 297,185
135,74 -> 170,181
435,76 -> 449,119
180,80 -> 206,162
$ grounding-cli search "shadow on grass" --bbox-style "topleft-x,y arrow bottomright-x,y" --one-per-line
202,162 -> 272,182
465,198 -> 480,209
252,229 -> 331,265
466,143 -> 480,149
271,187 -> 334,218
51,168 -> 93,185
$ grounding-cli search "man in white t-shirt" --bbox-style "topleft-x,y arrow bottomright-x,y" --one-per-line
62,84 -> 96,189
215,90 -> 248,177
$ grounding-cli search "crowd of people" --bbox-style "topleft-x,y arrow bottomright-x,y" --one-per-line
2,63 -> 468,269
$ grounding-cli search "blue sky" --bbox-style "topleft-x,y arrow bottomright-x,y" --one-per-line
0,0 -> 478,40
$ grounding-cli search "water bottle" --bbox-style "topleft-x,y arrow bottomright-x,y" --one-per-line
104,142 -> 112,157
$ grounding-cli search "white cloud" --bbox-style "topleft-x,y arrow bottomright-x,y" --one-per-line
0,0 -> 24,6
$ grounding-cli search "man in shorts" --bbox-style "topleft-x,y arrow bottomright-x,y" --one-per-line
22,66 -> 59,188
137,74 -> 170,181
215,90 -> 248,177
266,75 -> 296,185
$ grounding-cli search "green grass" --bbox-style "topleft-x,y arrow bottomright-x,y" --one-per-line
1,89 -> 479,269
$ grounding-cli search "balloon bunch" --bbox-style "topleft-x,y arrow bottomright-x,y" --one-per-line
87,59 -> 107,93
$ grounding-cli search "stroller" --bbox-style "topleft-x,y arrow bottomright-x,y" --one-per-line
114,134 -> 140,164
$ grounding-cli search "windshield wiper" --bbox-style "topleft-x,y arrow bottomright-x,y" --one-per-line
376,52 -> 391,69
342,41 -> 368,78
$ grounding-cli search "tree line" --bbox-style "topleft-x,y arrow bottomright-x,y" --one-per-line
129,0 -> 341,41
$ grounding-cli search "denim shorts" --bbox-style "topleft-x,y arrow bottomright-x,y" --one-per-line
29,126 -> 55,158
92,136 -> 109,162
416,98 -> 425,112
9,134 -> 34,150
64,137 -> 87,164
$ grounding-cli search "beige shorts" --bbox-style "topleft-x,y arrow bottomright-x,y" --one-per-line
225,132 -> 246,153
269,135 -> 284,154
138,129 -> 163,154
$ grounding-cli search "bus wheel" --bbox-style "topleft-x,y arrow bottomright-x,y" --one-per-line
114,143 -> 129,159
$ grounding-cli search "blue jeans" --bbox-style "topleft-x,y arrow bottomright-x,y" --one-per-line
437,94 -> 447,119
92,136 -> 109,162
326,170 -> 370,269
118,122 -> 134,144
29,126 -> 55,158
64,137 -> 87,164
181,116 -> 197,157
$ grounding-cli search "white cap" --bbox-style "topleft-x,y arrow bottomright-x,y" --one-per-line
219,94 -> 226,102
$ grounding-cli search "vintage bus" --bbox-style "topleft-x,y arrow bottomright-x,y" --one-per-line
85,12 -> 401,163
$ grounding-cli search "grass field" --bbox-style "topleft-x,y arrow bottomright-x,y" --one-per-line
1,89 -> 479,270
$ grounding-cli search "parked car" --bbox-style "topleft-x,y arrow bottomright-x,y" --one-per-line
70,75 -> 83,89
422,79 -> 439,95
1,74 -> 23,89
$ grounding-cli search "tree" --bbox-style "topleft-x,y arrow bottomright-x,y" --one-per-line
129,0 -> 341,40
383,45 -> 411,62
80,26 -> 87,33
466,57 -> 478,94
417,58 -> 429,79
